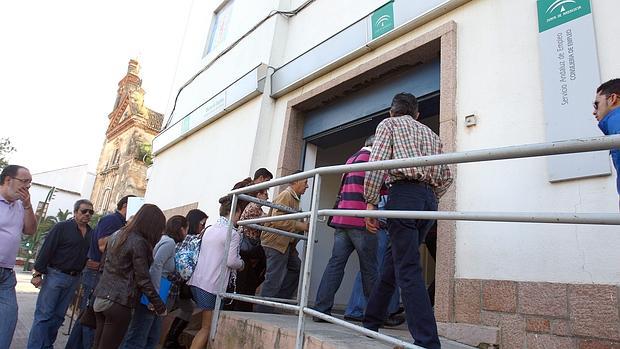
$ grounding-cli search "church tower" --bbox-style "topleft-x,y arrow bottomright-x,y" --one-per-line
90,59 -> 163,213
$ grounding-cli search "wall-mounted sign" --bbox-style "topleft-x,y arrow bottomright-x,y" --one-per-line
371,1 -> 395,40
537,0 -> 609,181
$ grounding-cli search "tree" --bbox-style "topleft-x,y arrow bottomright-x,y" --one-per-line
0,137 -> 16,170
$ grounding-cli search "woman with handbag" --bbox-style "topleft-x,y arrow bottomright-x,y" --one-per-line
121,215 -> 188,349
91,204 -> 167,349
187,194 -> 245,349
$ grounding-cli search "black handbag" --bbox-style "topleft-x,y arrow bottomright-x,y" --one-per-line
78,300 -> 97,329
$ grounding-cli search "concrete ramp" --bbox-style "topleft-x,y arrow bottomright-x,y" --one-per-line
212,311 -> 475,349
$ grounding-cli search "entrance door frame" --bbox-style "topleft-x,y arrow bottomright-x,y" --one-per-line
275,21 -> 458,323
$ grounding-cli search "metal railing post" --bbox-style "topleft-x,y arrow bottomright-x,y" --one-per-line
209,193 -> 238,345
295,174 -> 322,349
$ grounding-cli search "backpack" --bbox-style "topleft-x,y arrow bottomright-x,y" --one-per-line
174,234 -> 202,281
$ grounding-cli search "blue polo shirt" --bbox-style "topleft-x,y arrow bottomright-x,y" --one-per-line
598,107 -> 620,194
87,211 -> 126,262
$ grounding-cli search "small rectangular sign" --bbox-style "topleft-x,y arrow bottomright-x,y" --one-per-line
371,1 -> 395,40
537,0 -> 591,32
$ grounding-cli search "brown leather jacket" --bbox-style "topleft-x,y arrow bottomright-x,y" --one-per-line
94,232 -> 166,314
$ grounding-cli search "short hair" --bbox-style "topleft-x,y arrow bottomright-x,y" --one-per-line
74,199 -> 93,212
364,135 -> 375,147
166,215 -> 188,243
117,194 -> 136,211
253,168 -> 273,181
186,209 -> 208,235
0,165 -> 27,185
597,79 -> 620,96
390,93 -> 418,117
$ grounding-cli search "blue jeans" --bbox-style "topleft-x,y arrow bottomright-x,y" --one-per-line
27,267 -> 80,349
255,245 -> 300,313
120,303 -> 162,349
344,228 -> 400,318
65,268 -> 99,349
0,268 -> 18,349
314,228 -> 377,315
363,181 -> 440,349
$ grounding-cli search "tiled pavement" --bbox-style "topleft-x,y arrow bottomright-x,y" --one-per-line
10,268 -> 72,349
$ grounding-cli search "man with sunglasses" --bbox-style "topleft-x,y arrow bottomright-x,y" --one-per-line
27,199 -> 94,349
593,79 -> 620,200
65,194 -> 134,349
0,164 -> 37,348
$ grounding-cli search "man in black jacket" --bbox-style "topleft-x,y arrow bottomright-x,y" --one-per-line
27,199 -> 93,349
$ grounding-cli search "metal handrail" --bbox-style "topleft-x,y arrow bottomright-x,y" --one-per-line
227,134 -> 620,196
209,135 -> 620,349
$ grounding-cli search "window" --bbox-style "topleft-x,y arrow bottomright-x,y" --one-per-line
203,0 -> 234,56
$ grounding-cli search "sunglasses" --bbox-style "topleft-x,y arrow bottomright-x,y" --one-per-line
80,209 -> 95,215
594,94 -> 617,110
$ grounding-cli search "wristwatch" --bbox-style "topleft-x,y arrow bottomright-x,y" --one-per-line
32,272 -> 42,278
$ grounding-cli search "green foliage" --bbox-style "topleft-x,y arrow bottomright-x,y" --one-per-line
90,212 -> 103,227
0,137 -> 16,170
136,143 -> 153,166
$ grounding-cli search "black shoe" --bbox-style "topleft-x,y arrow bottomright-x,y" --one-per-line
383,314 -> 406,327
343,315 -> 363,322
391,306 -> 405,316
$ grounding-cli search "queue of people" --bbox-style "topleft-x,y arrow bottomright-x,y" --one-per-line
1,83 -> 618,349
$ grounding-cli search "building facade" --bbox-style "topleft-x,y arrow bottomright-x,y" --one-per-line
91,59 -> 163,214
146,1 -> 620,347
30,164 -> 95,218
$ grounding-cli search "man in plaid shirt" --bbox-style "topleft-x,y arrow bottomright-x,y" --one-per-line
363,93 -> 453,349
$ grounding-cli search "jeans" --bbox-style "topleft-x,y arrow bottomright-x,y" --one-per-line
27,267 -> 80,349
120,303 -> 162,349
363,181 -> 440,349
314,228 -> 377,315
255,245 -> 300,313
345,228 -> 399,318
0,268 -> 18,349
65,268 -> 99,349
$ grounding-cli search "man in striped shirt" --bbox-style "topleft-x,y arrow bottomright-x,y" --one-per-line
363,93 -> 453,349
313,135 -> 378,320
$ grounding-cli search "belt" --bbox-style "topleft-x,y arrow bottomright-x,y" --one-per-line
389,178 -> 428,187
86,259 -> 100,271
60,270 -> 80,276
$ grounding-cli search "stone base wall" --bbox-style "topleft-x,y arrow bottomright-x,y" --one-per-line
453,278 -> 620,348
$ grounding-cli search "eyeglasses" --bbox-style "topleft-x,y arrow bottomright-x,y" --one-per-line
80,209 -> 95,215
594,94 -> 617,110
10,176 -> 32,185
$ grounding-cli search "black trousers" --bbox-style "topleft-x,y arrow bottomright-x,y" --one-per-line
92,302 -> 132,349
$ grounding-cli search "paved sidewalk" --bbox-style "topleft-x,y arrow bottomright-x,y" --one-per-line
11,269 -> 72,349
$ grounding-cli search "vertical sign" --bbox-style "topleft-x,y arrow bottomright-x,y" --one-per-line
537,0 -> 610,181
371,1 -> 395,40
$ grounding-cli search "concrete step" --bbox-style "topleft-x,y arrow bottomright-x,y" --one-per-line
212,311 -> 476,349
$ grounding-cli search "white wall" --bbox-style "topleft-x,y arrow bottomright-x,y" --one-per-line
29,185 -> 80,218
165,0 -> 281,123
263,0 -> 620,285
153,0 -> 620,286
145,97 -> 262,221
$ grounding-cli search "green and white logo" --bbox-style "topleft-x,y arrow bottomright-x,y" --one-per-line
371,1 -> 395,40
537,0 -> 591,32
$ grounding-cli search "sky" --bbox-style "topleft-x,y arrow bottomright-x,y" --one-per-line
0,0 -> 193,174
